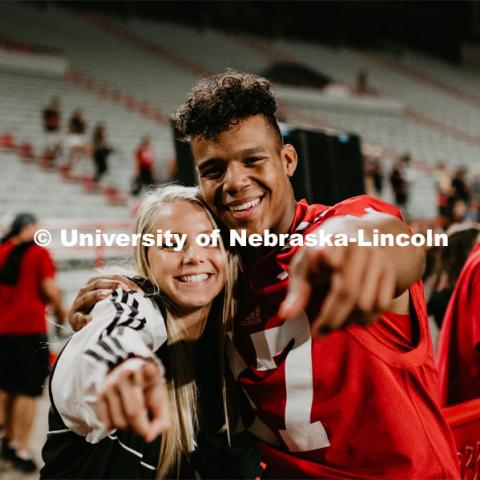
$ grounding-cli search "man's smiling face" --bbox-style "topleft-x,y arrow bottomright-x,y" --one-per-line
191,115 -> 298,237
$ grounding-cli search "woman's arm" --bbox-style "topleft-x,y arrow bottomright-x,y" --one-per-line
52,288 -> 169,443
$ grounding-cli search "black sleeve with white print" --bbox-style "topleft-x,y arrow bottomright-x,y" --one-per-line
51,288 -> 167,443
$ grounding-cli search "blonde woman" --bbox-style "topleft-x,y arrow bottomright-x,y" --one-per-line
40,186 -> 260,478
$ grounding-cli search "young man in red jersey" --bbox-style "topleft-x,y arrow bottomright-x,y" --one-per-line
70,72 -> 459,478
437,240 -> 480,407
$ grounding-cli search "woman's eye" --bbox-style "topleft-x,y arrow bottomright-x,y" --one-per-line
203,236 -> 218,248
159,243 -> 178,251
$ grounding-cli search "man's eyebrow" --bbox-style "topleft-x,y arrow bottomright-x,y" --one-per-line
240,147 -> 267,156
197,147 -> 268,168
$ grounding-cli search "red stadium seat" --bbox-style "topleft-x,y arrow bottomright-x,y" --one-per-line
83,175 -> 97,191
59,163 -> 72,179
104,185 -> 121,204
0,133 -> 14,149
443,398 -> 480,479
19,142 -> 34,160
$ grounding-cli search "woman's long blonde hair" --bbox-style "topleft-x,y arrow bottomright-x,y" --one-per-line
133,185 -> 238,478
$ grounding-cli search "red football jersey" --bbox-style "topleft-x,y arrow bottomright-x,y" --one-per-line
0,240 -> 55,335
437,243 -> 480,407
231,196 -> 459,478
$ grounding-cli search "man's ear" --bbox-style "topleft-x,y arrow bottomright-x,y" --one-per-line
282,144 -> 298,177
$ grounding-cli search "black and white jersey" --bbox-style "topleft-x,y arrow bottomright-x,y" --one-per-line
41,288 -> 167,479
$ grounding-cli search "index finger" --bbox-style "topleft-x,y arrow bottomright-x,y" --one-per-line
279,247 -> 336,319
278,250 -> 311,319
117,379 -> 151,439
145,382 -> 170,442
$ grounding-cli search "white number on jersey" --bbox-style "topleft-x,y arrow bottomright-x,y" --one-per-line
247,311 -> 330,452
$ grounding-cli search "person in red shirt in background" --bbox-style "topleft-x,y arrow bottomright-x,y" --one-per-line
0,213 -> 66,473
437,237 -> 480,407
131,135 -> 156,196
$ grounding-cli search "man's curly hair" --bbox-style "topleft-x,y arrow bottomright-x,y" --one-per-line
172,70 -> 282,143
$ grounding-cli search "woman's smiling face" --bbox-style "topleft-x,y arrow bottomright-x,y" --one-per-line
146,201 -> 226,315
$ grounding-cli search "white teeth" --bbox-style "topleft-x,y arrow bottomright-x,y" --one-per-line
230,198 -> 260,212
178,274 -> 209,284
